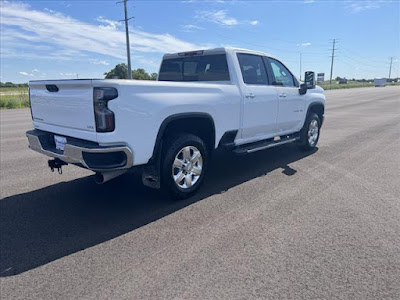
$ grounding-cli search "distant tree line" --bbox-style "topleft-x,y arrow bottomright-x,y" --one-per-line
334,76 -> 399,83
104,64 -> 157,80
3,67 -> 397,85
0,82 -> 28,87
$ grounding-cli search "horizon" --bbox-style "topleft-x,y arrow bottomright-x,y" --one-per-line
1,0 -> 399,83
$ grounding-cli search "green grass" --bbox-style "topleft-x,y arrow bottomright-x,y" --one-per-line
0,81 -> 398,109
0,93 -> 30,109
387,82 -> 400,86
0,86 -> 29,109
320,81 -> 400,90
0,86 -> 28,93
320,81 -> 373,90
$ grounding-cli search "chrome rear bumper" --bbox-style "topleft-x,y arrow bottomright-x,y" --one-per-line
26,129 -> 133,172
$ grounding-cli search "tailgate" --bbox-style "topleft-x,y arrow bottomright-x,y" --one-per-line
29,80 -> 96,133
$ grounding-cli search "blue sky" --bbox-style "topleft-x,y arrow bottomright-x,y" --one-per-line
1,0 -> 399,83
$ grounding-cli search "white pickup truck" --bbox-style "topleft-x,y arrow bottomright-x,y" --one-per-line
27,47 -> 325,199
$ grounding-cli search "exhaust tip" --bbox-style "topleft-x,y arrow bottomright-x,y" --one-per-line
93,170 -> 127,184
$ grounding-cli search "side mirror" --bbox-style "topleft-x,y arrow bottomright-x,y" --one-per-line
299,83 -> 307,95
305,71 -> 316,89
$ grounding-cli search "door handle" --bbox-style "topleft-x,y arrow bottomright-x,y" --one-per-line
279,93 -> 287,98
245,93 -> 256,99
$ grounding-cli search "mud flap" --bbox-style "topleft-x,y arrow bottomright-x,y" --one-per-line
142,165 -> 160,189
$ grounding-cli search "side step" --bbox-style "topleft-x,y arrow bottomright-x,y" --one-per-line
233,135 -> 300,154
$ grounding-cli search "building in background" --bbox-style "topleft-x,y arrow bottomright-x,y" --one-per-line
317,73 -> 325,83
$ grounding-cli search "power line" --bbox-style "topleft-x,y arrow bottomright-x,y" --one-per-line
338,56 -> 383,71
299,53 -> 302,81
389,57 -> 393,79
198,29 -> 328,55
329,39 -> 338,89
339,51 -> 390,69
336,58 -> 382,79
117,0 -> 133,79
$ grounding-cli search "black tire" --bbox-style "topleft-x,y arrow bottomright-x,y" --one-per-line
298,113 -> 321,151
161,134 -> 209,200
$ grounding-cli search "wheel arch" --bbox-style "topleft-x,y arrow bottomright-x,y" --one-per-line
148,112 -> 216,165
305,102 -> 325,126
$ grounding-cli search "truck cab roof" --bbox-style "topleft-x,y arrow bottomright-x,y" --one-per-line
163,47 -> 276,60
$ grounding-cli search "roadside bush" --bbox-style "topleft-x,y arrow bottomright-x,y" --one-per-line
0,94 -> 30,109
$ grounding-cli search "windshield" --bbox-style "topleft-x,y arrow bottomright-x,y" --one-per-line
158,54 -> 230,82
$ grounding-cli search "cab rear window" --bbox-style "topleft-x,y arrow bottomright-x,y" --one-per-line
158,54 -> 230,82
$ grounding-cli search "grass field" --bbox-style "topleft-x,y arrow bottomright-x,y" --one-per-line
0,87 -> 29,109
0,86 -> 28,93
0,94 -> 29,109
0,82 -> 399,109
320,81 -> 400,90
320,82 -> 374,90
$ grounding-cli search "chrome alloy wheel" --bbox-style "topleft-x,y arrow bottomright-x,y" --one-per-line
308,119 -> 319,146
172,146 -> 203,189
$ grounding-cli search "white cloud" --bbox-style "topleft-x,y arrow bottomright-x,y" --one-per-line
197,10 -> 259,27
43,8 -> 57,14
303,0 -> 315,3
89,59 -> 110,66
19,72 -> 30,76
59,72 -> 76,76
0,2 -> 207,64
60,2 -> 72,9
345,0 -> 388,13
181,24 -> 205,32
298,42 -> 312,47
96,16 -> 121,30
197,10 -> 239,26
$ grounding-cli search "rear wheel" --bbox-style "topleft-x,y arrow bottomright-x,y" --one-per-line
162,134 -> 209,199
298,113 -> 321,151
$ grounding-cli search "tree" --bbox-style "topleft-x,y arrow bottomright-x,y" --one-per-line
104,63 -> 128,79
104,64 -> 157,80
335,76 -> 342,81
132,68 -> 153,80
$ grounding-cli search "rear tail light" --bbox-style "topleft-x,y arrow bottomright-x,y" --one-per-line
93,87 -> 118,132
28,87 -> 33,120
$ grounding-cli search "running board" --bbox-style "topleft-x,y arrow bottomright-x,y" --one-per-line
233,135 -> 300,154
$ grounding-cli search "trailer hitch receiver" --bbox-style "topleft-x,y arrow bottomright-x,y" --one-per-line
48,158 -> 68,174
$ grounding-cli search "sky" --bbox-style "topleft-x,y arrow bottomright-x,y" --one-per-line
1,0 -> 399,83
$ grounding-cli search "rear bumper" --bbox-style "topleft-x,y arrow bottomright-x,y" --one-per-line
26,129 -> 133,172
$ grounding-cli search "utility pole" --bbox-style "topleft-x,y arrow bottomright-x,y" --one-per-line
118,0 -> 133,79
299,53 -> 302,81
388,57 -> 393,80
329,39 -> 338,89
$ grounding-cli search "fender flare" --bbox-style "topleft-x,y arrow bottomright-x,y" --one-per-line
303,102 -> 325,128
148,112 -> 216,165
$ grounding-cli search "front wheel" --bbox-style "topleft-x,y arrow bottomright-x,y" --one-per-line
162,134 -> 209,199
298,113 -> 321,151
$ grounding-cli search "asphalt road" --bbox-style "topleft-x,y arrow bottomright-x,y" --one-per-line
1,86 -> 399,300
